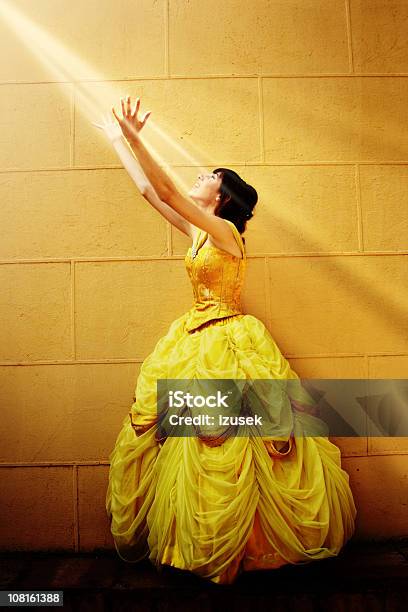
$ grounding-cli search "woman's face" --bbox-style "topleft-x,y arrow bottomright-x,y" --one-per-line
188,172 -> 222,206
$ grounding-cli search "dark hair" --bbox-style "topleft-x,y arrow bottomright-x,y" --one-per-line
212,168 -> 258,241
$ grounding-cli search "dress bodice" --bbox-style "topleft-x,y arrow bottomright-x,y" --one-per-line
184,219 -> 247,333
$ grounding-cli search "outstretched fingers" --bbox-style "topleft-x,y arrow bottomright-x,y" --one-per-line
120,97 -> 126,118
91,111 -> 109,130
131,98 -> 137,117
112,106 -> 121,123
134,97 -> 141,118
126,95 -> 132,116
121,95 -> 135,118
142,110 -> 151,126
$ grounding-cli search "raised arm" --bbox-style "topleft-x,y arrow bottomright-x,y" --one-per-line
92,114 -> 192,238
111,96 -> 238,248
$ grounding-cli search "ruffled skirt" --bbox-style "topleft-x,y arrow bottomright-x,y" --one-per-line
105,312 -> 357,584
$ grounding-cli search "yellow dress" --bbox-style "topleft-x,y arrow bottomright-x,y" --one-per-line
106,219 -> 357,585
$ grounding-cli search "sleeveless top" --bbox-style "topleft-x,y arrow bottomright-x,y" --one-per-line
184,219 -> 247,333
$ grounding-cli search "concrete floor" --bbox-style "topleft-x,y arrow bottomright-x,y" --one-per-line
0,539 -> 408,611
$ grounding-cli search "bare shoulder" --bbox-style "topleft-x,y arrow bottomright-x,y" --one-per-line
208,235 -> 242,258
208,220 -> 243,258
187,219 -> 242,258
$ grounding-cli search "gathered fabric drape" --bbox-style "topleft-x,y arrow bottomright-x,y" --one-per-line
106,220 -> 357,584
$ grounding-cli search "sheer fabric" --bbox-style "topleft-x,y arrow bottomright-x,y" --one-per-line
106,220 -> 357,584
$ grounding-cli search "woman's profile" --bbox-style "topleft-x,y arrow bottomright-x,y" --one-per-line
93,95 -> 357,585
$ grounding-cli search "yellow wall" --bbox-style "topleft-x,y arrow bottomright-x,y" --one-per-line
0,0 -> 407,551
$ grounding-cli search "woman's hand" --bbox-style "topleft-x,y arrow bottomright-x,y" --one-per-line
112,95 -> 152,142
92,113 -> 123,143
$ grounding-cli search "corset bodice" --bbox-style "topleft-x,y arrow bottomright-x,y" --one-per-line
184,219 -> 247,333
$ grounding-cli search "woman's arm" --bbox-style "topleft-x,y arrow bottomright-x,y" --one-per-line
142,185 -> 193,238
128,132 -> 233,245
92,115 -> 193,238
112,96 -> 237,247
111,137 -> 193,237
113,97 -> 180,202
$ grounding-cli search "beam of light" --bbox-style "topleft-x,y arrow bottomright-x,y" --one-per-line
0,0 -> 211,191
1,2 -> 406,337
0,0 -> 406,402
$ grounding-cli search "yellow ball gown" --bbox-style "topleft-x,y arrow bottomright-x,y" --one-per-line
106,219 -> 357,585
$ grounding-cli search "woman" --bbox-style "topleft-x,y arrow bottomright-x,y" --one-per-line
93,96 -> 357,585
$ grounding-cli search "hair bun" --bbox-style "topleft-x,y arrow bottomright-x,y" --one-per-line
212,167 -> 257,227
243,183 -> 258,208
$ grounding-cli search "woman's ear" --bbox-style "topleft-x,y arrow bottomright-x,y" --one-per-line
216,193 -> 231,204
